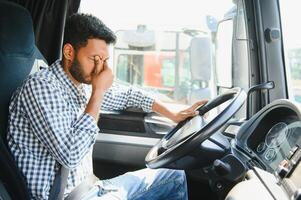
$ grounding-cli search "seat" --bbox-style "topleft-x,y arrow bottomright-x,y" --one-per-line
0,1 -> 47,199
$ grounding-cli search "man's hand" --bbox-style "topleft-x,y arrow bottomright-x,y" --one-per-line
152,99 -> 209,124
86,56 -> 113,120
170,100 -> 209,123
91,56 -> 113,93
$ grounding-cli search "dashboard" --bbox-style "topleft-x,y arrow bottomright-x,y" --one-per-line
231,100 -> 301,200
253,121 -> 301,170
236,100 -> 301,172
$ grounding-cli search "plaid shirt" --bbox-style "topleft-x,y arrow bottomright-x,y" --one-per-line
7,60 -> 154,200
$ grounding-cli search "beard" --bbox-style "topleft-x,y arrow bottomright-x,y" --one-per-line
69,55 -> 91,84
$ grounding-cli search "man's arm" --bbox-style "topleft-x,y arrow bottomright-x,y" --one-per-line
101,84 -> 208,123
101,85 -> 154,113
21,57 -> 113,169
22,77 -> 99,169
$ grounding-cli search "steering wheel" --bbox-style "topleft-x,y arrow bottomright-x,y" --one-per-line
145,87 -> 246,169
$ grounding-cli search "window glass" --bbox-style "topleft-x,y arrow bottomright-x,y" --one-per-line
161,58 -> 175,87
279,1 -> 301,103
81,0 -> 243,110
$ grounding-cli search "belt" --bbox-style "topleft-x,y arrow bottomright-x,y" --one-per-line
65,174 -> 99,200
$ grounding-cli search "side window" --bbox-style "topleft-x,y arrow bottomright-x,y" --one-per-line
161,58 -> 175,87
233,0 -> 249,92
279,1 -> 301,103
116,54 -> 129,83
179,53 -> 191,88
214,0 -> 249,93
115,54 -> 143,85
213,0 -> 249,118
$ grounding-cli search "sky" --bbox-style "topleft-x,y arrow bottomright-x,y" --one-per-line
80,0 -> 234,32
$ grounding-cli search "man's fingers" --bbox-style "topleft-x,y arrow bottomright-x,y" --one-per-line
190,99 -> 209,111
191,102 -> 203,110
182,110 -> 199,118
190,104 -> 199,111
175,101 -> 208,122
94,56 -> 104,74
92,65 -> 99,75
102,61 -> 107,70
94,56 -> 100,74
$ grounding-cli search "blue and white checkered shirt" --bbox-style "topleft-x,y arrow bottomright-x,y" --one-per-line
7,60 -> 154,200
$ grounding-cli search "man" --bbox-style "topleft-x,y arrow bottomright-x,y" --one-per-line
7,14 -> 207,200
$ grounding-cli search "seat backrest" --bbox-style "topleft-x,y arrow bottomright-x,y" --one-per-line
0,1 -> 47,199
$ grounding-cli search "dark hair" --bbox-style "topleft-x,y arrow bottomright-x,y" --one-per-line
63,13 -> 116,50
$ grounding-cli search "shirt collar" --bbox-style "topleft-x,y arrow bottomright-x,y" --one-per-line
50,60 -> 87,106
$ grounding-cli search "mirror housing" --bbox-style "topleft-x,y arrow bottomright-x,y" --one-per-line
188,36 -> 212,104
206,15 -> 218,32
189,36 -> 212,82
123,25 -> 155,49
215,19 -> 233,88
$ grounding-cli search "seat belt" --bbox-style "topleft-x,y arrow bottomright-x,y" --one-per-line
48,165 -> 69,200
65,174 -> 99,200
0,181 -> 12,200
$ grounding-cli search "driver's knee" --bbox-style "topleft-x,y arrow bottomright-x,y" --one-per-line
160,169 -> 186,183
154,169 -> 187,188
155,169 -> 188,200
131,169 -> 188,200
134,168 -> 187,189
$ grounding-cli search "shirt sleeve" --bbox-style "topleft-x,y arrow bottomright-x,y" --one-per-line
21,77 -> 99,169
101,84 -> 155,112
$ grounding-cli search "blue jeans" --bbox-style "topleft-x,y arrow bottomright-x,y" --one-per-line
82,168 -> 188,200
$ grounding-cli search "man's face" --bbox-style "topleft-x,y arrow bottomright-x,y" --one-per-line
69,39 -> 109,84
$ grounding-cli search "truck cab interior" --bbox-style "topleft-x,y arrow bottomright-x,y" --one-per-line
0,0 -> 301,200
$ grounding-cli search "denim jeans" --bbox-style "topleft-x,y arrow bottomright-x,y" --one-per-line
81,168 -> 188,200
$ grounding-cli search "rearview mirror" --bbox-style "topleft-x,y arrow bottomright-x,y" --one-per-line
206,15 -> 218,32
215,19 -> 233,88
189,36 -> 212,82
123,25 -> 155,48
188,36 -> 212,104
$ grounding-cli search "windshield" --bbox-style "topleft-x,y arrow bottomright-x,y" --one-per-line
81,0 -> 239,112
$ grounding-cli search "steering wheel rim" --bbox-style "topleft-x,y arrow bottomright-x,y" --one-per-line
145,87 -> 247,169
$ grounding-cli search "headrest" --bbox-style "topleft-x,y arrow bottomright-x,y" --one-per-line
0,1 -> 35,55
0,1 -> 46,135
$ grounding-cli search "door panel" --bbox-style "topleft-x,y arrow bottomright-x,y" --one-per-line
97,110 -> 175,138
93,109 -> 175,178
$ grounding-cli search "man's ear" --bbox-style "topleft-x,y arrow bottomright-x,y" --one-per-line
63,43 -> 75,61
